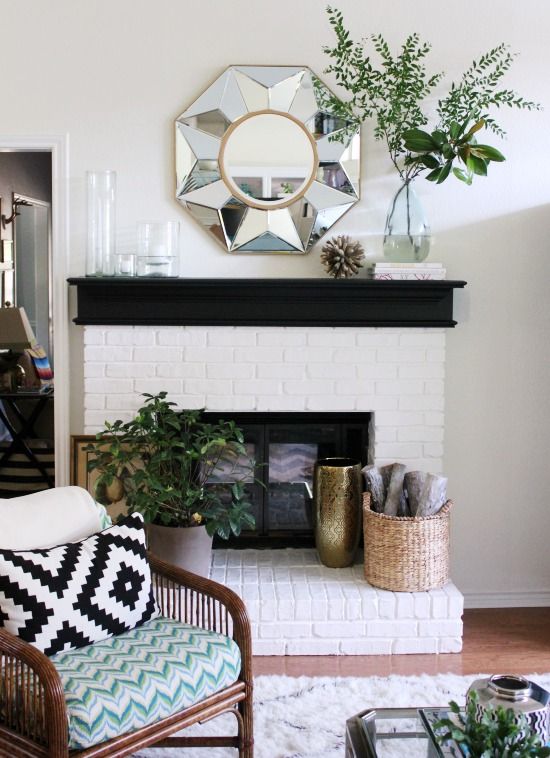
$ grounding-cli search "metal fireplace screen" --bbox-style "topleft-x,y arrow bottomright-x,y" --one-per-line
203,412 -> 370,548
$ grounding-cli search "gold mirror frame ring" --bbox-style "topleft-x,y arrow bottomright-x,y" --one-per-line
218,109 -> 319,212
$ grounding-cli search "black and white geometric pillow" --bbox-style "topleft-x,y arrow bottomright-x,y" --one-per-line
0,512 -> 159,655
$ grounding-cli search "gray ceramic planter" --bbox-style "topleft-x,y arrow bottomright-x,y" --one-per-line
146,523 -> 213,578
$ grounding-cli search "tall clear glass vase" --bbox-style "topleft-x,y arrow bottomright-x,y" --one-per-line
86,170 -> 116,276
383,180 -> 430,263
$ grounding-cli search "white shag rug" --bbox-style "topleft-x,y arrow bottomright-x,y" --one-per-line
137,672 -> 550,758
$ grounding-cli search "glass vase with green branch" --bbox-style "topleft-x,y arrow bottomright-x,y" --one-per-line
321,6 -> 541,260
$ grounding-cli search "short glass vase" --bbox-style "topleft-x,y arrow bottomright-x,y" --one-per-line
137,221 -> 180,277
383,180 -> 430,263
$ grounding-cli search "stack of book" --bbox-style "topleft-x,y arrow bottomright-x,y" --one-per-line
367,262 -> 446,280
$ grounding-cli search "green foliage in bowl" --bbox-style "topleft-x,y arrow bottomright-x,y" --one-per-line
435,690 -> 550,757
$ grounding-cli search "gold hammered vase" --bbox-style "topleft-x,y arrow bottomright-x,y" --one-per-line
313,457 -> 362,568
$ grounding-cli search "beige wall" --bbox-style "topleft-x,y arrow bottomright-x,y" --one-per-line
1,0 -> 549,603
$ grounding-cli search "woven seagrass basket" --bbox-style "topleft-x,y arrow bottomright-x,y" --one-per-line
363,492 -> 452,592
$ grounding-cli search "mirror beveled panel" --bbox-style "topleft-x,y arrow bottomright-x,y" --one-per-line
175,66 -> 360,254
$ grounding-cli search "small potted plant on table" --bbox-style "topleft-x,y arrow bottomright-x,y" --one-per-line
86,392 -> 256,576
435,690 -> 550,757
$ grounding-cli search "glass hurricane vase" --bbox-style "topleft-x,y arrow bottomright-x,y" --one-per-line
86,170 -> 117,276
383,180 -> 430,263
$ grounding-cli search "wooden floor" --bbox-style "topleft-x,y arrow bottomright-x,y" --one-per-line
254,608 -> 550,677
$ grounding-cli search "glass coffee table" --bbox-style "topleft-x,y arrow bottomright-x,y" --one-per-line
345,707 -> 462,757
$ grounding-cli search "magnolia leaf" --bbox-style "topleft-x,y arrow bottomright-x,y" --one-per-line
467,154 -> 488,176
426,166 -> 442,182
471,144 -> 506,162
436,160 -> 453,183
420,154 -> 440,169
441,143 -> 455,160
403,127 -> 438,152
463,118 -> 486,140
431,129 -> 446,146
449,121 -> 462,140
458,145 -> 471,164
452,167 -> 473,185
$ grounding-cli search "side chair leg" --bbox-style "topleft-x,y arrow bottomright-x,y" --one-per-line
238,683 -> 254,758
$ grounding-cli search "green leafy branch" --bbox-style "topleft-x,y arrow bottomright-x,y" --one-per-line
323,5 -> 442,181
322,6 -> 541,184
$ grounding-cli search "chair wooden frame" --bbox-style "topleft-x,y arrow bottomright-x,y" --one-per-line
0,554 -> 253,757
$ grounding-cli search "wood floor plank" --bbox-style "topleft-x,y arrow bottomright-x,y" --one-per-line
253,608 -> 550,677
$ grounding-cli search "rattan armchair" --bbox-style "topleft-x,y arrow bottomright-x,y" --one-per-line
0,554 -> 253,757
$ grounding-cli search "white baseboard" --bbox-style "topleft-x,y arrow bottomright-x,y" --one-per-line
464,590 -> 550,609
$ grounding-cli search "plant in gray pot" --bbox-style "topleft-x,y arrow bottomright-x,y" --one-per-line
86,392 -> 256,577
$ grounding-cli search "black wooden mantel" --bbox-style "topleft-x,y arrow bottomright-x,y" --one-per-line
68,277 -> 466,328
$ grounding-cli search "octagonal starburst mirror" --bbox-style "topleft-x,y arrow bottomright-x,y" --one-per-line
175,65 -> 360,254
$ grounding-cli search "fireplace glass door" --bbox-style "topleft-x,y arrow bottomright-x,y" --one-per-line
204,412 -> 370,548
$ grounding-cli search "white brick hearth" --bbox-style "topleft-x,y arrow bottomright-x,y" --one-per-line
210,549 -> 464,656
83,323 -> 463,655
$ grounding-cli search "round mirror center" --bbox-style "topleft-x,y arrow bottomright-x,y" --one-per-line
220,112 -> 317,208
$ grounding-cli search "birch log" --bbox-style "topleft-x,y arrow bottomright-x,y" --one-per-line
415,474 -> 448,517
361,465 -> 386,513
397,490 -> 410,517
383,463 -> 407,516
380,464 -> 393,494
404,471 -> 428,517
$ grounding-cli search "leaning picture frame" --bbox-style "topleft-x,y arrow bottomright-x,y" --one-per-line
70,434 -> 128,522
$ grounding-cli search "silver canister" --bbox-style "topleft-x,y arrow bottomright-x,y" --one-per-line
467,674 -> 549,742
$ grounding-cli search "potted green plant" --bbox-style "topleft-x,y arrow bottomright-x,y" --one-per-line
85,392 -> 256,576
320,6 -> 540,260
435,691 -> 550,757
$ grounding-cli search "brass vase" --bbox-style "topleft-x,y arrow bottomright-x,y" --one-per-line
313,457 -> 362,568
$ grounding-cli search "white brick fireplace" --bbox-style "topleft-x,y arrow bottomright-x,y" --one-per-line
83,325 -> 446,473
82,323 -> 463,655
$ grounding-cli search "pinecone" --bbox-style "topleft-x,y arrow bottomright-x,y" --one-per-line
320,235 -> 365,279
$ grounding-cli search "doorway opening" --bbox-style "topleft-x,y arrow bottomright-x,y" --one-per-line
0,137 -> 69,492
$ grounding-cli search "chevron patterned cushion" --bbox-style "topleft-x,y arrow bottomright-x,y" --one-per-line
50,616 -> 241,749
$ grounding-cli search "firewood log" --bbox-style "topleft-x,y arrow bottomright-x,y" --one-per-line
404,471 -> 427,516
415,473 -> 448,517
383,463 -> 407,516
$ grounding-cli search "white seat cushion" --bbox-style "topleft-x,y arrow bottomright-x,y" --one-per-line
0,486 -> 110,550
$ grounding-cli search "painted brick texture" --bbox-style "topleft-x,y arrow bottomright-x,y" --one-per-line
211,549 -> 463,655
83,325 -> 446,472
82,325 -> 458,654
